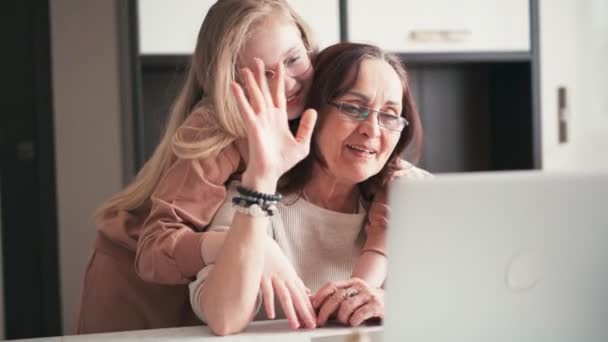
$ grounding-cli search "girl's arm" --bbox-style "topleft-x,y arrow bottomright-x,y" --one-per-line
134,141 -> 241,284
197,176 -> 274,335
351,159 -> 433,287
351,189 -> 389,288
196,59 -> 318,335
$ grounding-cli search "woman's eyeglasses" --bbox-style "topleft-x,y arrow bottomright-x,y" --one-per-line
329,101 -> 409,132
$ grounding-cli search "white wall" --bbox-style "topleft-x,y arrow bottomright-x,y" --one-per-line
50,0 -> 125,333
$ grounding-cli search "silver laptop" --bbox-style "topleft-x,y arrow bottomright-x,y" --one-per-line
385,171 -> 608,342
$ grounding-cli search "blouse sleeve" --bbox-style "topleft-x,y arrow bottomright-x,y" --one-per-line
134,143 -> 241,284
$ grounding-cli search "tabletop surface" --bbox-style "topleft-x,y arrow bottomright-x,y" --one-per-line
11,320 -> 383,342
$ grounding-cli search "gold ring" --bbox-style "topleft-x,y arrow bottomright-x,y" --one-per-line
341,288 -> 358,300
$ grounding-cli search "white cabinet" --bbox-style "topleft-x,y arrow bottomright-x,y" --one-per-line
286,0 -> 340,50
137,0 -> 340,54
138,0 -> 213,54
348,0 -> 530,53
539,0 -> 608,170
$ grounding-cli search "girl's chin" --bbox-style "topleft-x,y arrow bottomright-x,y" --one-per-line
287,104 -> 304,120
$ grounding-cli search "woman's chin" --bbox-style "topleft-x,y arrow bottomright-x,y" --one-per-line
353,166 -> 386,184
340,171 -> 376,186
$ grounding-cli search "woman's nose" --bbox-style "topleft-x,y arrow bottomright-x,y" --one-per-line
358,112 -> 382,138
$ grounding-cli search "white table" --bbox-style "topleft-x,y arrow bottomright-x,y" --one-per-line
11,320 -> 383,342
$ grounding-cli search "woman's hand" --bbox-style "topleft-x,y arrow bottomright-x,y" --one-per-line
261,238 -> 317,330
312,278 -> 384,327
231,58 -> 317,192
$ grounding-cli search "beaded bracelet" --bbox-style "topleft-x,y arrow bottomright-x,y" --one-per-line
233,185 -> 282,217
233,194 -> 280,207
236,185 -> 282,202
231,196 -> 278,211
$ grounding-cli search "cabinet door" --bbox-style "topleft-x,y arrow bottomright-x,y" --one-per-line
539,0 -> 608,170
138,0 -> 340,54
348,0 -> 530,53
138,0 -> 215,54
287,0 -> 340,49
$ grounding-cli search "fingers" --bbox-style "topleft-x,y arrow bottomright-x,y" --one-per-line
316,289 -> 349,326
241,67 -> 265,114
349,303 -> 381,327
298,280 -> 312,297
261,276 -> 275,319
312,283 -> 337,309
230,82 -> 256,127
389,158 -> 411,181
272,62 -> 286,111
314,279 -> 378,326
238,59 -> 285,122
389,169 -> 410,182
286,282 -> 317,329
367,202 -> 390,228
294,108 -> 318,145
312,279 -> 358,308
272,277 -> 300,330
350,289 -> 384,326
253,58 -> 274,107
337,292 -> 369,324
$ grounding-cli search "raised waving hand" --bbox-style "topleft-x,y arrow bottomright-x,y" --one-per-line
230,58 -> 317,193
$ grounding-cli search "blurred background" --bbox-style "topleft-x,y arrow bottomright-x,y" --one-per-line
1,0 -> 606,339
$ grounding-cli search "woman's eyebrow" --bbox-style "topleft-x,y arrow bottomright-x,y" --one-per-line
344,91 -> 370,102
344,91 -> 401,107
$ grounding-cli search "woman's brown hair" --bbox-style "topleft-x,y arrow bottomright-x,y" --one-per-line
279,42 -> 423,198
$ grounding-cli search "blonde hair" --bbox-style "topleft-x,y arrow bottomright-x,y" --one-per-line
95,0 -> 317,221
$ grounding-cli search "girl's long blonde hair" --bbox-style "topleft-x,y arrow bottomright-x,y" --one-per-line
95,0 -> 316,222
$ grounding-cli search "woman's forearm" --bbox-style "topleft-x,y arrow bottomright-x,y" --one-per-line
351,251 -> 387,288
200,231 -> 227,265
199,175 -> 277,335
200,213 -> 267,335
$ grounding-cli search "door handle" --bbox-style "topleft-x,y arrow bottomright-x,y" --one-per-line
558,87 -> 568,144
0,141 -> 36,163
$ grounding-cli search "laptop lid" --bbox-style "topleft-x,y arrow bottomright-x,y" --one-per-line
385,171 -> 608,342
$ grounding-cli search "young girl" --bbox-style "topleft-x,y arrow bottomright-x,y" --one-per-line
77,0 -> 426,334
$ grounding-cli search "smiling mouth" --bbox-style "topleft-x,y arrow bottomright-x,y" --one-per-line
287,89 -> 301,104
346,144 -> 376,155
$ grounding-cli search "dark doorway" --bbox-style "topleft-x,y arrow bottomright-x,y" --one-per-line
1,0 -> 62,339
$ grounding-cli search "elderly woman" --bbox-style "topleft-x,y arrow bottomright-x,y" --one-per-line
189,42 -> 425,336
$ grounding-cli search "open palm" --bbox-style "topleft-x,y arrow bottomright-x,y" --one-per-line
231,58 -> 317,189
